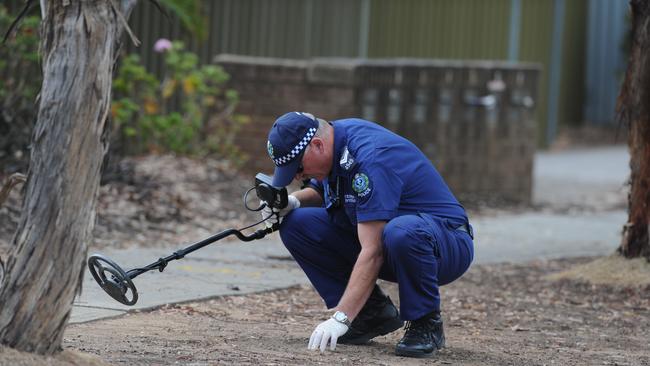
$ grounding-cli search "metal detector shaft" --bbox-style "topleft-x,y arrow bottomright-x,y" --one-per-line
88,223 -> 279,306
126,224 -> 279,279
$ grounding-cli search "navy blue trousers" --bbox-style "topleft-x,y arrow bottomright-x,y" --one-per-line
279,207 -> 474,321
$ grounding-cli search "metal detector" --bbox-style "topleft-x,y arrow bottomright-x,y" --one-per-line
87,173 -> 288,306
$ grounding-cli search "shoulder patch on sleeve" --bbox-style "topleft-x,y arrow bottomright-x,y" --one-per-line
352,172 -> 372,197
339,146 -> 357,171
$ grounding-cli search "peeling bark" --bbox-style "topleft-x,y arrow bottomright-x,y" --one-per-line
617,0 -> 650,260
0,0 -> 137,354
0,173 -> 26,207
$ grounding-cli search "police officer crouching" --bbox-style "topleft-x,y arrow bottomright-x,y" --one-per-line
261,112 -> 474,358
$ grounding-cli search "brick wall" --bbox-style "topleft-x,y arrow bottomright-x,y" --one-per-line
215,55 -> 540,205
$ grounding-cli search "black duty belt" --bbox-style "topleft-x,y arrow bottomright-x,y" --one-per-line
455,223 -> 474,240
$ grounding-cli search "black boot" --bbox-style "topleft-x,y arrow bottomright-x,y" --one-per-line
338,285 -> 404,345
395,311 -> 445,358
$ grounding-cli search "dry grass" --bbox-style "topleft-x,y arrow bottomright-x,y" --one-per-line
0,347 -> 111,366
547,253 -> 650,287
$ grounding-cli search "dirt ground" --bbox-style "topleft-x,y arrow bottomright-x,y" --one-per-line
1,154 -> 649,365
60,257 -> 650,366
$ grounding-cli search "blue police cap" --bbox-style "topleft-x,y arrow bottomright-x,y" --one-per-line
267,112 -> 319,187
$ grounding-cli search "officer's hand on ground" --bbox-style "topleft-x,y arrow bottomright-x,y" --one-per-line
261,195 -> 300,228
308,318 -> 349,352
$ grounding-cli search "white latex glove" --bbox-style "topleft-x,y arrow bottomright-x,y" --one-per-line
261,194 -> 300,228
308,318 -> 349,352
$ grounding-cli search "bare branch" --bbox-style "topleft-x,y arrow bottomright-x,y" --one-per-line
109,0 -> 140,47
2,0 -> 36,44
120,0 -> 139,19
148,0 -> 171,22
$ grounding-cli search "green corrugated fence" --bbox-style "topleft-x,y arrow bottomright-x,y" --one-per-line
4,0 -> 590,146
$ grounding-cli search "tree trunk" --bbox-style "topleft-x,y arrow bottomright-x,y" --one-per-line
618,0 -> 650,260
0,0 -> 136,354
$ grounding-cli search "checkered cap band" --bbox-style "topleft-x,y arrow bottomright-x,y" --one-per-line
273,127 -> 317,166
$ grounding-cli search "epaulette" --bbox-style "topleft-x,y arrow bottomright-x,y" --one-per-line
339,146 -> 356,171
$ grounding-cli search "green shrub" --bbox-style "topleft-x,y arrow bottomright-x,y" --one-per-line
111,40 -> 248,165
0,5 -> 41,173
0,7 -> 246,172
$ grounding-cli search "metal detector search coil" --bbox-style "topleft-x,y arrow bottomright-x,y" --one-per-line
87,173 -> 288,306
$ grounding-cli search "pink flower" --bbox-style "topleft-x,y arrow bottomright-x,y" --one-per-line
153,38 -> 172,53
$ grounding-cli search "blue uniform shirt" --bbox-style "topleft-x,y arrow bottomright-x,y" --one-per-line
309,118 -> 467,227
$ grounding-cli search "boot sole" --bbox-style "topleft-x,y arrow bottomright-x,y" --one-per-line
339,317 -> 404,345
395,340 -> 445,358
395,348 -> 437,358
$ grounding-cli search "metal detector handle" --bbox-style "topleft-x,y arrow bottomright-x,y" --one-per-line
249,224 -> 278,240
249,222 -> 280,239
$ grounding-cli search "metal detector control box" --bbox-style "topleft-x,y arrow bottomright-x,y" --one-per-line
254,173 -> 288,210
